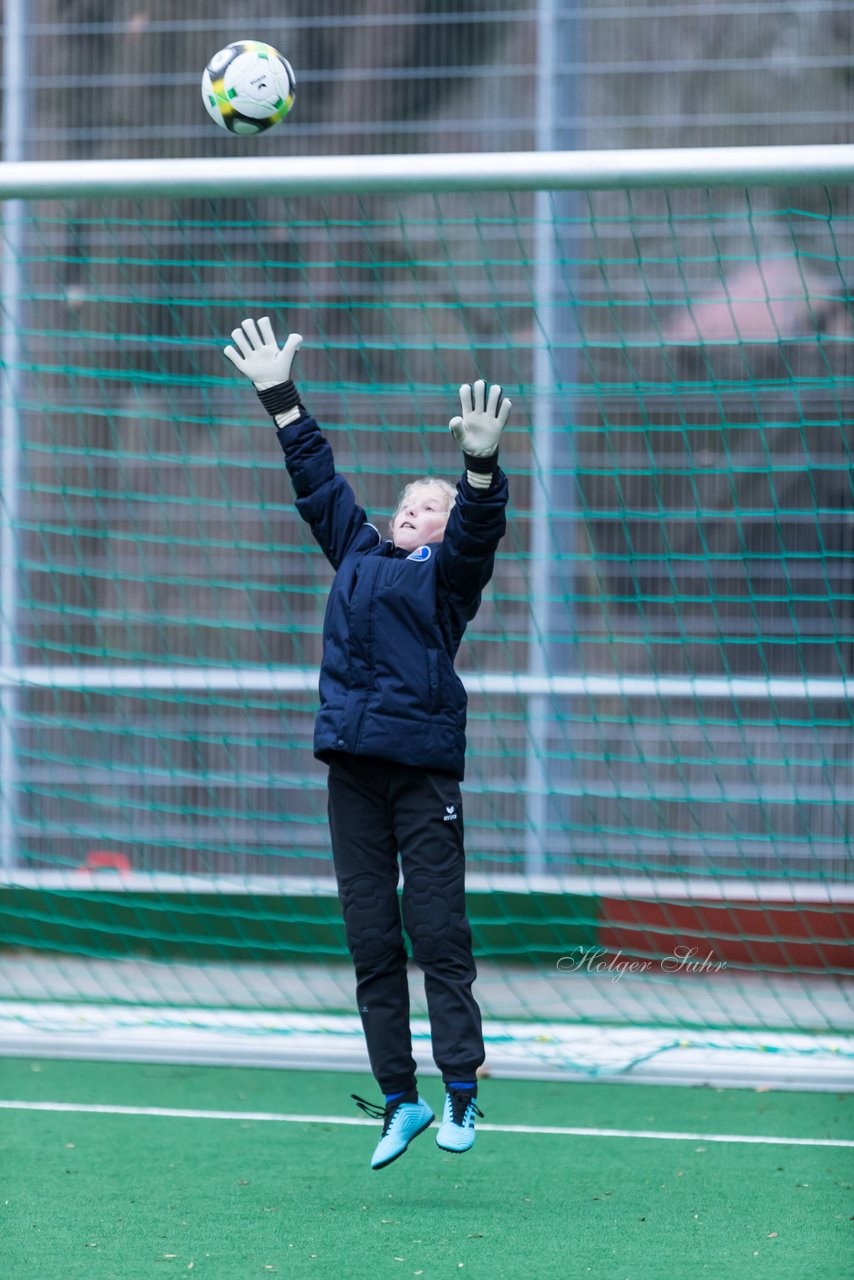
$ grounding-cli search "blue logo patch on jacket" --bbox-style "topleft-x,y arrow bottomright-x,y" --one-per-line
406,545 -> 432,562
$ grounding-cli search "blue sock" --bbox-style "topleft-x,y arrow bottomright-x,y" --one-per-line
447,1081 -> 476,1092
385,1089 -> 407,1104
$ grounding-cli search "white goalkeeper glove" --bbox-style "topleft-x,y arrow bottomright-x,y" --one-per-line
223,316 -> 305,426
449,380 -> 511,489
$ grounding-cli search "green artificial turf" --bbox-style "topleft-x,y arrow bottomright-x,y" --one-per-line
1,1058 -> 851,1280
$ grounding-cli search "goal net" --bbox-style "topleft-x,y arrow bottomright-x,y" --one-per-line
1,149 -> 852,1087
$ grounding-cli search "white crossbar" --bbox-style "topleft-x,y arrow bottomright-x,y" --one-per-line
0,666 -> 850,701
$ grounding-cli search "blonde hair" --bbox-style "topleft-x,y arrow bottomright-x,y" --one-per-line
389,476 -> 457,536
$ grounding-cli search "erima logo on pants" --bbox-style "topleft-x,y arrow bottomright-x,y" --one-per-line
443,804 -> 457,821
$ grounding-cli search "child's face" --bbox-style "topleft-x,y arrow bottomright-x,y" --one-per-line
391,482 -> 452,552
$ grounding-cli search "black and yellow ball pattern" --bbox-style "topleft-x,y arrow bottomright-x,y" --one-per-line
202,40 -> 296,136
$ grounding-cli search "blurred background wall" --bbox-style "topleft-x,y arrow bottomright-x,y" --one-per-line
10,0 -> 854,160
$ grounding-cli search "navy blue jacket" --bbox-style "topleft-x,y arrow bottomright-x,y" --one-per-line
276,411 -> 508,779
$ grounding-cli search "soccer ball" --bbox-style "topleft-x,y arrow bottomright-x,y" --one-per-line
201,40 -> 296,135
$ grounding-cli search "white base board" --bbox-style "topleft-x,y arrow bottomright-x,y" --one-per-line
1,1001 -> 852,1091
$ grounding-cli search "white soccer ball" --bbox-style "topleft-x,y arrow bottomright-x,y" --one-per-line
201,40 -> 296,135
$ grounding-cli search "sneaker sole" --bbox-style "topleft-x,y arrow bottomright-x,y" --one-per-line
371,1113 -> 435,1171
435,1137 -> 475,1154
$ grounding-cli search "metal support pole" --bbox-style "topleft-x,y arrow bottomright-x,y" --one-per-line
524,0 -> 558,876
0,0 -> 26,869
525,0 -> 579,875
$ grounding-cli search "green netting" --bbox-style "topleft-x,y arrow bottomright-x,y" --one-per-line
0,174 -> 852,1080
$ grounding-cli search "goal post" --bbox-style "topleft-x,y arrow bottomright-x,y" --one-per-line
0,146 -> 852,1087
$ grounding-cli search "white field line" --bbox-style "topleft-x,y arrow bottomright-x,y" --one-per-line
1,1099 -> 851,1148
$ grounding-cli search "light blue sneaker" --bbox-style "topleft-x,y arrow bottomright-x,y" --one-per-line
435,1087 -> 483,1154
352,1093 -> 435,1170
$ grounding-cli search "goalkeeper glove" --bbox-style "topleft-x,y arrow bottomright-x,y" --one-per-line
449,380 -> 512,489
223,316 -> 304,426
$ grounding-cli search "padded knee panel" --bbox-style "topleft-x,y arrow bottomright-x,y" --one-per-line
403,870 -> 472,967
338,874 -> 406,973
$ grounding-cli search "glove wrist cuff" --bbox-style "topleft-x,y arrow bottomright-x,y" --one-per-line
463,448 -> 498,474
256,380 -> 304,418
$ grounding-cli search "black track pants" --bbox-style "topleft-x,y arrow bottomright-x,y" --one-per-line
326,753 -> 485,1095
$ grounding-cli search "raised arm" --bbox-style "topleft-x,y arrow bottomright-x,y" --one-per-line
224,317 -> 375,569
437,380 -> 511,611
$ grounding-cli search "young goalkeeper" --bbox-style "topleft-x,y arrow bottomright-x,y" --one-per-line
224,317 -> 511,1170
